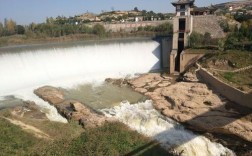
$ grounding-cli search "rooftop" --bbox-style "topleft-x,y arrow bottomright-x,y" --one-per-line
171,0 -> 195,6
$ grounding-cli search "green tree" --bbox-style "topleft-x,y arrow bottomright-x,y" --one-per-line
189,32 -> 203,48
203,32 -> 212,45
218,39 -> 225,51
141,10 -> 147,16
155,22 -> 173,33
157,13 -> 165,20
16,25 -> 25,34
46,17 -> 54,24
225,34 -> 238,50
104,17 -> 112,23
0,22 -> 4,36
5,19 -> 16,35
134,7 -> 139,12
219,20 -> 230,32
93,24 -> 106,37
80,25 -> 92,34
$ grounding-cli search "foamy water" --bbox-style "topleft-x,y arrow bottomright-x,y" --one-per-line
102,100 -> 235,156
0,40 -> 160,122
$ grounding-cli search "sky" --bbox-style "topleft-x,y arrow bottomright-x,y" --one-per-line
0,0 -> 234,25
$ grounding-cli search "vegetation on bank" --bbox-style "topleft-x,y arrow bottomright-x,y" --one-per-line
0,18 -> 172,47
188,14 -> 252,91
199,51 -> 252,91
189,14 -> 252,52
0,111 -> 170,156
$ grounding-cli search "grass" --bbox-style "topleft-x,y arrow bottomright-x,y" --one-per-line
0,118 -> 43,156
201,50 -> 252,69
198,50 -> 252,91
0,109 -> 170,156
219,69 -> 252,91
34,122 -> 170,156
223,72 -> 235,82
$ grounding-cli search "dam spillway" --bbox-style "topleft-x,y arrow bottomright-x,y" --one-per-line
0,39 -> 235,155
0,39 -> 161,96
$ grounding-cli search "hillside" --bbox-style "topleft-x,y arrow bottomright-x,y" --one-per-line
198,50 -> 252,92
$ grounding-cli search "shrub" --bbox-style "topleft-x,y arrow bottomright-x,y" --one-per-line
93,24 -> 106,37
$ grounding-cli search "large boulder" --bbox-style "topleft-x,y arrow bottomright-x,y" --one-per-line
34,86 -> 109,129
34,86 -> 64,105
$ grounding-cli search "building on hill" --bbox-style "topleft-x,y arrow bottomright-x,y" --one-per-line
77,13 -> 101,22
190,6 -> 217,15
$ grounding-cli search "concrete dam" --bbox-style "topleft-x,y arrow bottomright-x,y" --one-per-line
0,38 -> 170,96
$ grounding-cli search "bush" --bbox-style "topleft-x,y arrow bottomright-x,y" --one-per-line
93,24 -> 106,37
155,22 -> 173,33
189,32 -> 203,48
219,20 -> 230,32
16,25 -> 25,34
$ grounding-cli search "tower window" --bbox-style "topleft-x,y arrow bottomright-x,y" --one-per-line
180,12 -> 185,16
180,5 -> 185,9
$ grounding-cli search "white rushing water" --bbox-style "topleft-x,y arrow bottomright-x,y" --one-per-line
102,100 -> 235,156
0,40 -> 160,122
0,41 -> 160,95
0,40 -> 236,155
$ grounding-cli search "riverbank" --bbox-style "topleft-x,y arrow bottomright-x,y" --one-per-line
0,100 -> 169,155
0,31 -> 168,48
32,84 -> 234,156
120,73 -> 252,156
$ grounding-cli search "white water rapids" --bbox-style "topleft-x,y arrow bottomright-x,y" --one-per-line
0,40 -> 160,122
102,100 -> 235,156
0,40 -> 235,155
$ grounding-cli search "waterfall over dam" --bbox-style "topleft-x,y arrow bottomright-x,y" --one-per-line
0,39 -> 235,155
0,39 -> 161,96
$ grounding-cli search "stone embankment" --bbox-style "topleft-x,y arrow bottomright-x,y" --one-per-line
34,86 -> 110,129
126,73 -> 252,143
193,15 -> 225,38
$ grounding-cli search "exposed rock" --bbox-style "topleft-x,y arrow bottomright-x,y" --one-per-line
11,101 -> 48,120
183,72 -> 199,82
69,102 -> 106,128
128,73 -> 173,92
214,59 -> 229,66
135,88 -> 148,94
128,73 -> 252,143
152,82 -> 252,142
158,82 -> 171,87
34,86 -> 64,104
34,86 -> 109,129
105,78 -> 128,87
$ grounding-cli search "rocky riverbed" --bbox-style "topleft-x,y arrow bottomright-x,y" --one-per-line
34,86 -> 111,129
106,73 -> 252,156
12,72 -> 250,155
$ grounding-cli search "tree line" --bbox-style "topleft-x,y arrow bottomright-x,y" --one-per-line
0,18 -> 172,39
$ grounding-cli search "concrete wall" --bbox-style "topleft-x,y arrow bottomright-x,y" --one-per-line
180,51 -> 204,73
198,67 -> 252,109
184,15 -> 193,47
193,15 -> 225,38
161,38 -> 172,69
170,50 -> 177,74
103,20 -> 172,32
172,17 -> 179,50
